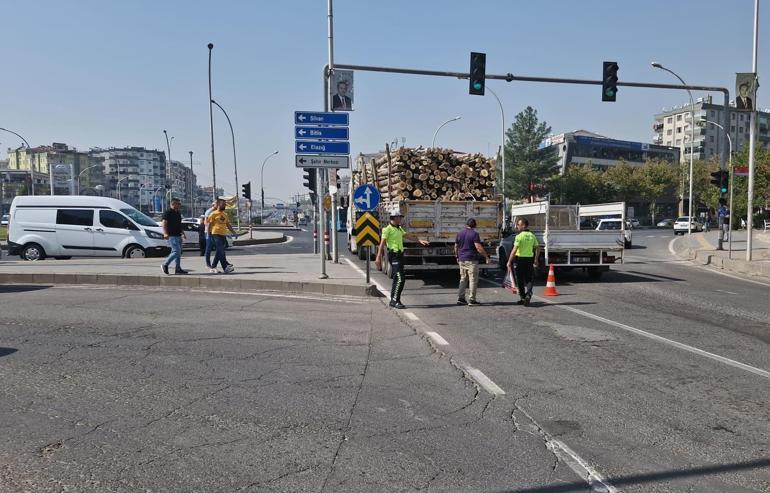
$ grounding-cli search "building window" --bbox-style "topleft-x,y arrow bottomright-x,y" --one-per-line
667,117 -> 673,124
667,129 -> 673,136
731,126 -> 736,132
740,114 -> 745,121
676,139 -> 682,145
710,135 -> 715,142
710,110 -> 716,117
677,114 -> 683,121
739,127 -> 744,133
732,113 -> 736,120
677,127 -> 682,133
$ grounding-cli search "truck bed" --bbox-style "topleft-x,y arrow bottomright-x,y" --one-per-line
382,200 -> 501,243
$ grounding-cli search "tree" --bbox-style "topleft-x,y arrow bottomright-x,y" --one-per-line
604,161 -> 637,203
636,160 -> 677,224
503,106 -> 559,202
548,165 -> 612,205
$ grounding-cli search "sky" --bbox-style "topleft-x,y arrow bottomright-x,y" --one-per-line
2,0 -> 769,201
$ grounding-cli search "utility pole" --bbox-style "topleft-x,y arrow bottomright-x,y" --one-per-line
207,43 -> 217,202
746,0 -> 759,261
189,151 -> 194,217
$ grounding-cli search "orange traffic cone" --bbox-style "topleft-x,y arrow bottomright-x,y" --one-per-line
543,264 -> 560,296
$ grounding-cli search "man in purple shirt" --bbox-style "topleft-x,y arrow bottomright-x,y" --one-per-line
454,218 -> 491,306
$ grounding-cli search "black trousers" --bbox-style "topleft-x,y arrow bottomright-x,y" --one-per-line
388,251 -> 405,302
514,256 -> 534,299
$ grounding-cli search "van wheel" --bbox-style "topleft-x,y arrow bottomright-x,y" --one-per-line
21,243 -> 46,261
124,245 -> 146,259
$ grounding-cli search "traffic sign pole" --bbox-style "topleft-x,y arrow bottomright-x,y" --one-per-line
318,168 -> 327,278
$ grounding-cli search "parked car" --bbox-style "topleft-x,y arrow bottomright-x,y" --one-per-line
673,216 -> 702,235
7,196 -> 170,260
1,214 -> 9,226
596,218 -> 632,248
180,219 -> 231,250
656,218 -> 674,228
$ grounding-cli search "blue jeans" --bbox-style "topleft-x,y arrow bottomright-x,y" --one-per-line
164,235 -> 183,270
204,234 -> 214,267
211,235 -> 229,269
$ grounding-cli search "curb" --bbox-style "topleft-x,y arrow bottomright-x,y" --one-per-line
233,234 -> 287,246
671,236 -> 770,278
0,272 -> 382,298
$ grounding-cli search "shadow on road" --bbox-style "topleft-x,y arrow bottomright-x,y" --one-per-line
0,285 -> 52,294
500,457 -> 770,493
0,347 -> 18,358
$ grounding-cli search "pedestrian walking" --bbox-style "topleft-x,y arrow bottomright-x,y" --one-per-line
718,199 -> 730,241
203,200 -> 217,267
454,218 -> 491,306
207,198 -> 237,274
197,215 -> 207,256
161,198 -> 188,275
374,209 -> 429,309
506,218 -> 540,306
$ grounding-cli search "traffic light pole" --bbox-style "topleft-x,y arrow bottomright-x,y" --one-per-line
330,62 -> 731,173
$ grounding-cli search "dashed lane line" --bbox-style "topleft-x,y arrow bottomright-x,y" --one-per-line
425,331 -> 449,346
464,366 -> 506,395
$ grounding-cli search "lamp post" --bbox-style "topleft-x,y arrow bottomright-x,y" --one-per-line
117,176 -> 129,201
207,43 -> 217,202
431,116 -> 461,149
189,151 -> 194,217
153,186 -> 163,213
211,99 -> 240,230
701,120 -> 734,256
0,127 -> 34,195
76,164 -> 102,195
746,0 -> 759,261
652,62 -> 696,235
163,130 -> 174,205
486,86 -> 506,225
260,150 -> 279,224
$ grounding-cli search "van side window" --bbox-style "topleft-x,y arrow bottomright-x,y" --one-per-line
56,209 -> 94,226
100,210 -> 129,229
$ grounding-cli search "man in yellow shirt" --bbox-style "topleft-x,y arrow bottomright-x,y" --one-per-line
375,210 -> 429,309
207,199 -> 237,273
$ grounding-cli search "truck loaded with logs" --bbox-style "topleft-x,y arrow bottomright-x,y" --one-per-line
347,145 -> 502,277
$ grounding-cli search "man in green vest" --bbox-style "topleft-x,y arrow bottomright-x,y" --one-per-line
506,217 -> 540,306
375,209 -> 429,309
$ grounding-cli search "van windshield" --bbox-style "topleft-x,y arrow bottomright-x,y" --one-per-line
120,208 -> 159,227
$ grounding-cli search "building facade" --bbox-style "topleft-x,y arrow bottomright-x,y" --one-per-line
542,130 -> 680,174
653,97 -> 770,162
89,147 -> 167,213
7,143 -> 106,195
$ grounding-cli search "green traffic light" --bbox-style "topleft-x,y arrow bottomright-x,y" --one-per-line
473,81 -> 482,90
605,88 -> 616,97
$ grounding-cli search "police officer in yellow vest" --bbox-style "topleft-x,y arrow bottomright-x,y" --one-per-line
375,209 -> 430,309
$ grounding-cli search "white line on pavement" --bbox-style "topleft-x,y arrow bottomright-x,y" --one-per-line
540,297 -> 770,380
343,257 -> 388,295
697,265 -> 770,288
715,289 -> 738,295
425,331 -> 449,346
404,312 -> 418,320
465,366 -> 506,395
667,237 -> 679,257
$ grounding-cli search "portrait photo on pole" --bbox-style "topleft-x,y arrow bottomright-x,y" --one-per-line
331,69 -> 354,111
735,72 -> 756,111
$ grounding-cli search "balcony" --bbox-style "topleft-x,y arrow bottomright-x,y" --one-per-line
653,122 -> 664,132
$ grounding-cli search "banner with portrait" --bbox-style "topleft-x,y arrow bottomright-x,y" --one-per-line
735,72 -> 757,111
331,69 -> 354,112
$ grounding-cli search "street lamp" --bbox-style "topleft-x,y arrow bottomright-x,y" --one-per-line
0,127 -> 35,196
189,151 -> 194,217
211,99 -> 241,230
260,150 -> 279,224
701,119 -> 734,257
76,164 -> 103,195
163,130 -> 174,201
207,43 -> 217,202
652,62 -> 696,235
486,86 -> 506,225
153,186 -> 164,213
431,116 -> 461,149
117,176 -> 129,201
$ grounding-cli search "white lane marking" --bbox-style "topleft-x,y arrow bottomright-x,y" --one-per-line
540,297 -> 770,380
646,235 -> 657,238
404,312 -> 418,320
343,257 -> 388,295
425,331 -> 449,346
515,406 -> 618,493
667,237 -> 679,257
716,289 -> 738,295
698,265 -> 770,288
465,366 -> 506,395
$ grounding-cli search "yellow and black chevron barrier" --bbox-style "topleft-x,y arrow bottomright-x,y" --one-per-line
355,212 -> 380,248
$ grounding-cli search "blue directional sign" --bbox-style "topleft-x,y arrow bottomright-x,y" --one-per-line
295,126 -> 349,140
296,141 -> 350,155
353,184 -> 380,211
294,111 -> 349,126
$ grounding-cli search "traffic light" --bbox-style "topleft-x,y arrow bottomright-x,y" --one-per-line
334,170 -> 341,189
710,170 -> 729,194
469,52 -> 486,96
302,168 -> 317,193
602,61 -> 619,102
241,181 -> 251,200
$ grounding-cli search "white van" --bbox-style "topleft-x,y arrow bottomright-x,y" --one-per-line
8,196 -> 170,260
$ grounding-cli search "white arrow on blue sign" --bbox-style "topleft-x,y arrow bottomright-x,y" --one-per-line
296,141 -> 350,155
294,111 -> 349,126
295,126 -> 349,140
353,184 -> 380,211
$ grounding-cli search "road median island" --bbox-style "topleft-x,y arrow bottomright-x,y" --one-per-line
0,253 -> 382,298
672,233 -> 770,279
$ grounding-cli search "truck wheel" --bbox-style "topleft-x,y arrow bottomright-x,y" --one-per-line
21,243 -> 46,261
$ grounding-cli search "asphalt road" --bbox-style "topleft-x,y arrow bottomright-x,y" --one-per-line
0,283 -> 587,492
343,229 -> 770,492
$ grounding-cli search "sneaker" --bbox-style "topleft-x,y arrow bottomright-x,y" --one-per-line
389,300 -> 397,308
175,269 -> 189,275
523,294 -> 532,306
224,264 -> 235,274
209,268 -> 218,274
393,302 -> 406,309
161,264 -> 169,275
457,298 -> 467,306
517,299 -> 525,305
467,300 -> 481,306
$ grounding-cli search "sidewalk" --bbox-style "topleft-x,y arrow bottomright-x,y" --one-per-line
672,229 -> 770,279
0,252 -> 380,297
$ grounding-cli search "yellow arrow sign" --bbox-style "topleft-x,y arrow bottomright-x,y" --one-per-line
355,212 -> 380,247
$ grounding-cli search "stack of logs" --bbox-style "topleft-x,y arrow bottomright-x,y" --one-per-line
355,147 -> 497,202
